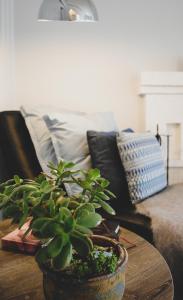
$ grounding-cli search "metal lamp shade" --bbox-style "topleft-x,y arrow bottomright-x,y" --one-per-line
38,0 -> 98,22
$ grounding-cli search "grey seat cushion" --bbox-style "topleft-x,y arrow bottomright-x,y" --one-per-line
136,183 -> 183,300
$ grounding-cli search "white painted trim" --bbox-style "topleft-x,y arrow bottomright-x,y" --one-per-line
139,72 -> 183,96
140,86 -> 183,95
169,160 -> 183,168
141,72 -> 183,86
140,72 -> 183,168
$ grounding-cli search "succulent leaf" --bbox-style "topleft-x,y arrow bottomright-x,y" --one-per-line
53,242 -> 72,270
87,169 -> 100,180
97,199 -> 116,215
75,203 -> 94,218
75,224 -> 92,235
64,215 -> 75,233
70,230 -> 93,257
47,234 -> 67,258
76,212 -> 102,228
40,221 -> 64,238
36,247 -> 48,264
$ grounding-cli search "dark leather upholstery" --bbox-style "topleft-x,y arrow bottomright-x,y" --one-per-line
116,211 -> 153,243
87,130 -> 134,213
0,110 -> 153,243
0,111 -> 42,182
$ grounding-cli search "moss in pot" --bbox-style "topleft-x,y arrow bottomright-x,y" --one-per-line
0,161 -> 128,300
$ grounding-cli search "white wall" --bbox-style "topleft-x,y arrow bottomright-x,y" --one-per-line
0,0 -> 15,108
1,0 -> 183,130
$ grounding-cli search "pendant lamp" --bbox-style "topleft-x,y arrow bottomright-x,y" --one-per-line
38,0 -> 98,22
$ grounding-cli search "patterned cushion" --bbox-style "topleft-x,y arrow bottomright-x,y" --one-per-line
116,132 -> 167,203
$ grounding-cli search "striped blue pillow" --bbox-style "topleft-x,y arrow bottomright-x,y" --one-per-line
116,132 -> 167,203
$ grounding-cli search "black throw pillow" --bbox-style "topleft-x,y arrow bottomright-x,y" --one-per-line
87,129 -> 134,213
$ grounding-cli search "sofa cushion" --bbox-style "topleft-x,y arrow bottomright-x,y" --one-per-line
136,183 -> 183,299
20,106 -> 57,174
20,106 -> 117,195
44,111 -> 117,195
87,130 -> 134,212
116,131 -> 167,203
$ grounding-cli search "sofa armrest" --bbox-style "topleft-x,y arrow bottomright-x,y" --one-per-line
110,211 -> 153,243
0,111 -> 42,182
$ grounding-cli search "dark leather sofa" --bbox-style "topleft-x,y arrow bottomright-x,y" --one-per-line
0,111 -> 42,181
0,111 -> 153,243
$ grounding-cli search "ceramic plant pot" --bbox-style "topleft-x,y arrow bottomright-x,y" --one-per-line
39,235 -> 128,300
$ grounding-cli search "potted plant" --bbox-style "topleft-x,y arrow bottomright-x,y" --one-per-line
0,161 -> 128,300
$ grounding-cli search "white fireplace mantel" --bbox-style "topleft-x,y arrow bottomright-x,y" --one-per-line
140,72 -> 183,95
140,72 -> 183,167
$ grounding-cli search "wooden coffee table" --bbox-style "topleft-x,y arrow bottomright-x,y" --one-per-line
0,220 -> 174,300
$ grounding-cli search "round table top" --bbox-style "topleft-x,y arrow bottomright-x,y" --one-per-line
0,220 -> 174,300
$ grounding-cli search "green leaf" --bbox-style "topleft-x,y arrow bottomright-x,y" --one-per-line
0,179 -> 15,192
75,204 -> 94,218
77,212 -> 102,228
3,204 -> 20,218
40,221 -> 64,238
100,179 -> 109,188
81,203 -> 95,212
105,189 -> 116,198
32,218 -> 63,238
32,205 -> 47,218
75,224 -> 92,235
68,201 -> 80,209
57,161 -> 65,173
4,185 -> 17,196
53,242 -> 72,270
47,162 -> 57,171
0,194 -> 10,209
32,217 -> 51,232
70,231 -> 93,257
92,203 -> 101,209
58,207 -> 71,222
22,225 -> 32,239
97,199 -> 115,215
75,208 -> 89,219
10,185 -> 38,198
64,215 -> 74,233
87,169 -> 100,180
19,214 -> 28,229
19,198 -> 29,228
36,247 -> 48,264
56,197 -> 70,208
98,192 -> 110,201
80,181 -> 92,190
48,199 -> 55,217
35,174 -> 47,184
63,161 -> 75,169
60,171 -> 74,179
40,181 -> 54,194
47,234 -> 67,258
11,211 -> 23,224
14,175 -> 22,185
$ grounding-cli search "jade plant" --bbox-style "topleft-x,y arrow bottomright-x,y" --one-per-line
0,161 -> 117,273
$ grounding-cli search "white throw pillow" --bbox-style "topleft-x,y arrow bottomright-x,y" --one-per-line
20,106 -> 58,173
44,111 -> 117,194
20,106 -> 117,194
